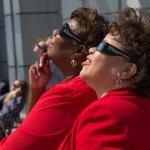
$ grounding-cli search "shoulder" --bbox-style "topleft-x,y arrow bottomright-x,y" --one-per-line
45,76 -> 97,98
38,77 -> 97,106
67,97 -> 129,150
81,90 -> 132,115
77,99 -> 122,126
76,88 -> 148,128
68,77 -> 97,96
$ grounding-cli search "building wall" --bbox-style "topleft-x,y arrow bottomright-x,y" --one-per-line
0,0 -> 8,82
61,0 -> 150,21
0,0 -> 150,85
2,0 -> 62,85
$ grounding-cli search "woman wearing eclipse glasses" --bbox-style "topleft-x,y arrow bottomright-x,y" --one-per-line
58,7 -> 150,150
0,7 -> 108,150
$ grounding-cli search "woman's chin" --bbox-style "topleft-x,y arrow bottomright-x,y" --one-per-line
80,69 -> 88,81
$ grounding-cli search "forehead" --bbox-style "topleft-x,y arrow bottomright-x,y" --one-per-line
13,80 -> 20,85
38,41 -> 45,46
67,19 -> 78,31
103,33 -> 122,50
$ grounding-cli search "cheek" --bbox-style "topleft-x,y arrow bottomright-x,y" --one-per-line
80,58 -> 106,87
33,47 -> 38,52
10,85 -> 15,91
80,58 -> 118,89
51,39 -> 75,63
47,38 -> 66,58
55,36 -> 73,50
47,47 -> 54,59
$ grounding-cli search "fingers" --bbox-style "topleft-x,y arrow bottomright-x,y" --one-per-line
29,61 -> 51,79
29,61 -> 41,79
39,53 -> 49,68
43,60 -> 51,76
29,53 -> 50,80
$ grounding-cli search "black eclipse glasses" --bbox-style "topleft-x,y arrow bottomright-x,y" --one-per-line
97,41 -> 130,58
97,41 -> 138,66
97,41 -> 139,66
36,43 -> 43,49
36,43 -> 47,52
59,23 -> 84,45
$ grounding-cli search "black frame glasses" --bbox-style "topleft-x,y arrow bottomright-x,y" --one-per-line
36,43 -> 47,52
12,83 -> 20,88
36,44 -> 43,49
97,41 -> 138,66
59,23 -> 84,45
97,41 -> 131,59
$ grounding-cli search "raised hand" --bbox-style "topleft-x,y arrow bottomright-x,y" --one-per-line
29,53 -> 51,90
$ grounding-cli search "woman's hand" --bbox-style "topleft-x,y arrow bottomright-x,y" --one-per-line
29,53 -> 51,90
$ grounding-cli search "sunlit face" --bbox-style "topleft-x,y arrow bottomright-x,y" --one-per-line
10,80 -> 21,91
33,41 -> 45,57
80,33 -> 126,94
46,19 -> 79,67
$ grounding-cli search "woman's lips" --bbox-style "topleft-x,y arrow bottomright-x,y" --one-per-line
82,58 -> 91,66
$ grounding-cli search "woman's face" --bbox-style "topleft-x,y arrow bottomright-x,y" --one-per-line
10,80 -> 21,91
46,19 -> 79,67
80,33 -> 126,95
33,41 -> 45,57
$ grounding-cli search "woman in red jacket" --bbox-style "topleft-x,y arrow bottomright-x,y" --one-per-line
0,7 -> 109,150
58,7 -> 150,150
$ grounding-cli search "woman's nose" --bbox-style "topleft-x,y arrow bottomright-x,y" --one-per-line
52,29 -> 59,37
89,47 -> 96,54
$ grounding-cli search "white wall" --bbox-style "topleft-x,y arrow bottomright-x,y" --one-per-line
61,0 -> 150,21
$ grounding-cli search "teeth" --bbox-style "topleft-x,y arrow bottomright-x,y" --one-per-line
86,59 -> 91,63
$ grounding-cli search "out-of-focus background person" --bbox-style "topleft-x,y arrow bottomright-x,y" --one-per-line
33,39 -> 64,89
0,80 -> 28,135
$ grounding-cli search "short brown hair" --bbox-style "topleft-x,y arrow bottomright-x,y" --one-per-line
18,80 -> 28,97
71,7 -> 109,50
109,7 -> 150,98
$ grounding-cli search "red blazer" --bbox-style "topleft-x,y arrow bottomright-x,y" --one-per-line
0,77 -> 97,150
58,88 -> 150,150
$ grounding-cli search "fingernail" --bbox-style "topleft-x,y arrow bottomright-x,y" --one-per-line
39,62 -> 42,67
38,72 -> 41,76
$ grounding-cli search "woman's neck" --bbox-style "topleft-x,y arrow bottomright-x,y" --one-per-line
64,73 -> 79,82
61,67 -> 81,82
96,83 -> 129,99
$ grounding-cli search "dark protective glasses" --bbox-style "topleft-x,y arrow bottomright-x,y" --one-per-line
97,41 -> 131,58
36,43 -> 43,49
12,83 -> 20,88
97,41 -> 137,66
59,23 -> 84,45
36,43 -> 47,52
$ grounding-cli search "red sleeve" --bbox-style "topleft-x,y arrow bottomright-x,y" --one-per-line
0,125 -> 70,150
59,102 -> 130,150
0,82 -> 96,150
0,87 -> 74,150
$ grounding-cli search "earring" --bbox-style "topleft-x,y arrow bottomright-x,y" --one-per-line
116,73 -> 122,87
116,79 -> 122,87
71,59 -> 77,67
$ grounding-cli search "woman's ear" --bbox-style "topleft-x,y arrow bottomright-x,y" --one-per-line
120,63 -> 137,79
74,45 -> 87,59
